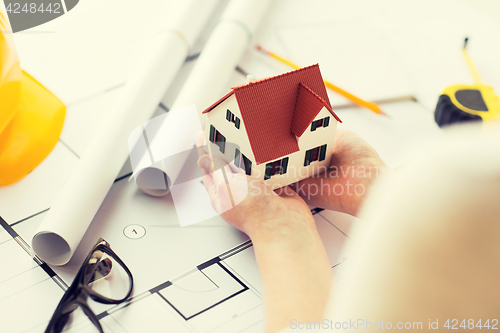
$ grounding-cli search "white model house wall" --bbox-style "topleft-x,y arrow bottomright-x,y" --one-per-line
296,107 -> 337,155
205,94 -> 256,168
206,99 -> 337,188
249,106 -> 337,188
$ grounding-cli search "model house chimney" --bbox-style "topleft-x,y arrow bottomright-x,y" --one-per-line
246,75 -> 255,84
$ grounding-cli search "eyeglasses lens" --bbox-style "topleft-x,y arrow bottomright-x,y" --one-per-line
87,252 -> 131,301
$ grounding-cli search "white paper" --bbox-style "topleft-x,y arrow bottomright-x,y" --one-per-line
336,101 -> 446,169
170,0 -> 273,126
32,0 -> 221,265
12,0 -> 209,104
379,0 -> 500,110
69,209 -> 352,333
277,21 -> 414,106
0,143 -> 78,224
0,224 -> 65,333
132,0 -> 273,200
1,207 -> 353,333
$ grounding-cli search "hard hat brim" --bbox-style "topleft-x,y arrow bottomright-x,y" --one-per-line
0,70 -> 65,185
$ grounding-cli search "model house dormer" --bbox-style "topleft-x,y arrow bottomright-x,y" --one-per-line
202,64 -> 341,188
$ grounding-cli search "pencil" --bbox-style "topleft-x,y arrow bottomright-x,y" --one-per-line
256,45 -> 387,116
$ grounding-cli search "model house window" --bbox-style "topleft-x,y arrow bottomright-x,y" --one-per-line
311,116 -> 330,131
234,148 -> 252,175
209,125 -> 226,153
264,157 -> 289,180
226,109 -> 241,129
304,144 -> 327,166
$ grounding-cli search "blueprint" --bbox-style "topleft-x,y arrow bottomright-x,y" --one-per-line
0,0 -> 467,331
0,4 -> 358,330
0,206 -> 355,333
0,218 -> 66,333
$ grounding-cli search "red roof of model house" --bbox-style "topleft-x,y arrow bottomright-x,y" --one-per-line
202,64 -> 341,165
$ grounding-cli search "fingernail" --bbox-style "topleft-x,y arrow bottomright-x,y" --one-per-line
198,155 -> 211,171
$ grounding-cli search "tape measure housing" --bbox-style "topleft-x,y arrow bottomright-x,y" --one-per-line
435,84 -> 500,127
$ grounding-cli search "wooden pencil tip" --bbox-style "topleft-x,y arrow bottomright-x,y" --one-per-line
378,109 -> 390,117
367,102 -> 387,116
255,45 -> 267,54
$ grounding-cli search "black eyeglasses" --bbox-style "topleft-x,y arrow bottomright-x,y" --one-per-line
45,238 -> 134,333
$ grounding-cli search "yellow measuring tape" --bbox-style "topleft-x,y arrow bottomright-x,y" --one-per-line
435,38 -> 500,127
0,10 -> 66,185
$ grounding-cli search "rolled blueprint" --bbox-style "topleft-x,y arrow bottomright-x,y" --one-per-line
128,104 -> 203,197
32,0 -> 221,266
132,0 -> 273,197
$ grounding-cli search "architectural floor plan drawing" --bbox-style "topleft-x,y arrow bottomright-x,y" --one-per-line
0,0 -> 449,330
0,206 -> 354,333
0,218 -> 66,333
85,207 -> 353,333
0,36 -> 438,333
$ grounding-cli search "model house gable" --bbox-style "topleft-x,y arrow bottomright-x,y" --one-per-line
296,105 -> 334,141
291,83 -> 340,138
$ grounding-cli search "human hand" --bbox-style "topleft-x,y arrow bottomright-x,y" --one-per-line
196,133 -> 334,332
292,129 -> 389,216
195,132 -> 315,239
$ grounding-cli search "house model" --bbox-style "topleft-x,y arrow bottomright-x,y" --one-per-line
202,64 -> 342,188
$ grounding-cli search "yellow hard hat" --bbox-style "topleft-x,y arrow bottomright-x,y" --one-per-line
0,10 -> 65,185
0,10 -> 21,133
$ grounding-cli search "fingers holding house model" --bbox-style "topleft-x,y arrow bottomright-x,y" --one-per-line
292,129 -> 390,217
195,131 -> 314,238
